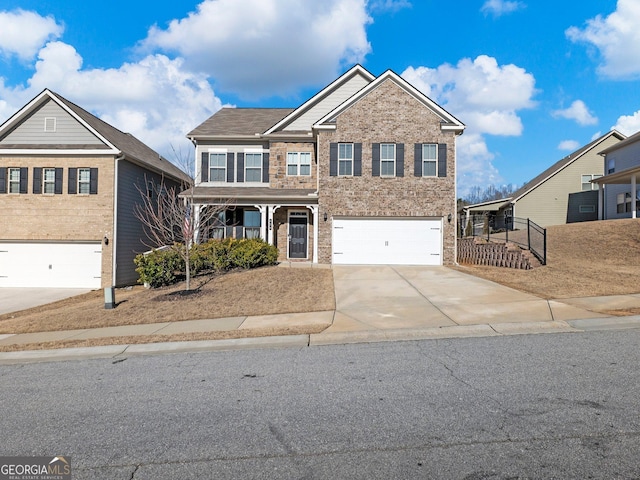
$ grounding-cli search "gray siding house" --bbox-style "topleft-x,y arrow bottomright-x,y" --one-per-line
594,129 -> 640,219
0,89 -> 189,288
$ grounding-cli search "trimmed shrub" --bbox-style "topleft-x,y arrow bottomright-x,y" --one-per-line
135,238 -> 278,287
134,247 -> 184,288
228,238 -> 278,269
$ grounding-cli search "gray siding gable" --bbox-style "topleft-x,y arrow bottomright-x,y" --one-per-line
0,99 -> 105,146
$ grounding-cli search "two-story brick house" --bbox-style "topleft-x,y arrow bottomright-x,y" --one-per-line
0,89 -> 189,288
187,65 -> 465,265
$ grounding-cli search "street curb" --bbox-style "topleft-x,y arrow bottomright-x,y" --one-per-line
1,317 -> 640,365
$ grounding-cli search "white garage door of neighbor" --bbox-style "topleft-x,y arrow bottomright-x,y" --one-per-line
332,218 -> 443,265
0,243 -> 102,288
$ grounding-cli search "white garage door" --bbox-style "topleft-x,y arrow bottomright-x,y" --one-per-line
332,218 -> 443,265
0,242 -> 102,288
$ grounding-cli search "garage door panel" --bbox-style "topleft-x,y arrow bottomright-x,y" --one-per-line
332,218 -> 442,266
0,243 -> 102,288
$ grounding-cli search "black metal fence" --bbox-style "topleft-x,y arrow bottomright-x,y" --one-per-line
459,214 -> 547,265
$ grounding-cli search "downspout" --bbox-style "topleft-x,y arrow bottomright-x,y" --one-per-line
112,154 -> 124,286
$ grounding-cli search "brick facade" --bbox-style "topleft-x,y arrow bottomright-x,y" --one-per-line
0,155 -> 115,285
316,79 -> 458,264
268,142 -> 317,190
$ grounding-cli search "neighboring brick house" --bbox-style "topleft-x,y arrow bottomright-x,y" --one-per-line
187,65 -> 465,265
0,89 -> 189,288
593,129 -> 640,219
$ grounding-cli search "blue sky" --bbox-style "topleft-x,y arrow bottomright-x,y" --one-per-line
0,0 -> 639,196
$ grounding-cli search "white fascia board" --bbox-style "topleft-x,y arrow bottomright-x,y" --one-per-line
263,64 -> 376,135
0,148 -> 120,155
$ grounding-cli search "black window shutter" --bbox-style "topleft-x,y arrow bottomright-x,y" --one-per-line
226,152 -> 234,182
68,168 -> 77,194
54,168 -> 63,194
354,143 -> 362,176
329,143 -> 338,176
20,167 -> 29,193
438,144 -> 447,177
396,143 -> 404,177
201,152 -> 209,182
414,144 -> 422,176
237,153 -> 244,183
90,168 -> 98,194
19,168 -> 28,194
371,143 -> 380,177
262,153 -> 269,183
33,167 -> 42,194
0,168 -> 5,194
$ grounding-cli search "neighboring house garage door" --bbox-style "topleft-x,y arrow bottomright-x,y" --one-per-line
332,218 -> 443,265
0,242 -> 102,288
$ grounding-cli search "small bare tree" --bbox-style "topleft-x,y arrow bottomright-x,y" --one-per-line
134,145 -> 228,291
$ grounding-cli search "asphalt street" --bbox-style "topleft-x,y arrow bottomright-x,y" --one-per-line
1,330 -> 639,479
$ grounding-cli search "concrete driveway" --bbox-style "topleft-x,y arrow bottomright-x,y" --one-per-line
0,288 -> 91,315
327,266 -> 607,333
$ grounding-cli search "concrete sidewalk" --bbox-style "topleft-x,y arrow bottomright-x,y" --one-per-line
1,265 -> 640,364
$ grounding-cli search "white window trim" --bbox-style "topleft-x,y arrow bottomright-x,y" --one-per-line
338,143 -> 354,177
207,148 -> 227,183
244,148 -> 263,183
44,117 -> 56,132
78,167 -> 91,194
422,144 -> 438,177
286,152 -> 312,176
8,167 -> 20,194
43,167 -> 56,194
380,143 -> 396,177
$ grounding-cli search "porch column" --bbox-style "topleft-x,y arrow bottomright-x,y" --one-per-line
310,205 -> 319,264
268,205 -> 282,245
632,175 -> 637,219
598,184 -> 604,220
255,205 -> 267,241
193,204 -> 202,243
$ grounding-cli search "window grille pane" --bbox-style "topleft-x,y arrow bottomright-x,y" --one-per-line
423,144 -> 437,160
423,160 -> 437,176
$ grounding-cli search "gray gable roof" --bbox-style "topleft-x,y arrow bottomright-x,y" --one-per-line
509,130 -> 626,203
52,92 -> 189,182
187,108 -> 293,137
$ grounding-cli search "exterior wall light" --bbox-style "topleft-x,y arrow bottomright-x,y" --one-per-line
447,214 -> 452,223
324,212 -> 328,222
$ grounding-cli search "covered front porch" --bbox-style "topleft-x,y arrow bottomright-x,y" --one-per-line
594,166 -> 640,219
188,187 -> 320,263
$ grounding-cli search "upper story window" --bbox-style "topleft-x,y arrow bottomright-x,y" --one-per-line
380,144 -> 396,177
43,168 -> 56,194
338,143 -> 353,176
8,168 -> 21,193
287,152 -> 311,176
607,158 -> 615,174
422,144 -> 437,177
245,152 -> 263,182
68,167 -> 98,194
581,174 -> 602,191
209,153 -> 227,182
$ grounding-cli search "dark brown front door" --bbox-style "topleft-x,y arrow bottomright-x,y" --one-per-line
289,215 -> 307,259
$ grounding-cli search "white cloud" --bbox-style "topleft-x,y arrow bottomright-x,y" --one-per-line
403,55 -> 536,194
368,0 -> 411,13
0,9 -> 63,60
456,133 -> 503,197
566,0 -> 640,79
141,0 -> 372,98
0,41 -> 222,161
558,140 -> 580,151
403,55 -> 537,136
552,100 -> 598,126
612,110 -> 640,136
480,0 -> 525,17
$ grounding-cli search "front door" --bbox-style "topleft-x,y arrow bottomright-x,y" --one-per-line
288,213 -> 308,259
